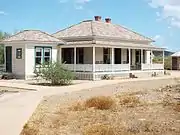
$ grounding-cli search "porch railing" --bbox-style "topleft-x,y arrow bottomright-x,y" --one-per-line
142,64 -> 164,70
64,63 -> 164,72
64,64 -> 130,72
64,64 -> 93,72
95,64 -> 129,72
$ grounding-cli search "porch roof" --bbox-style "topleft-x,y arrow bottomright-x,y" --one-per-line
1,30 -> 65,44
60,40 -> 165,51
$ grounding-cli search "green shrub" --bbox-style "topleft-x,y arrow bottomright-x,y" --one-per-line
35,62 -> 74,85
164,57 -> 172,70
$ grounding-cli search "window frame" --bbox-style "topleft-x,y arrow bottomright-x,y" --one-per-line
16,48 -> 23,59
35,46 -> 52,68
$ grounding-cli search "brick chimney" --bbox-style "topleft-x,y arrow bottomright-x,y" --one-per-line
105,18 -> 111,23
94,16 -> 102,21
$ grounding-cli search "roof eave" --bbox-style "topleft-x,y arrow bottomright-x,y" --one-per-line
0,40 -> 65,45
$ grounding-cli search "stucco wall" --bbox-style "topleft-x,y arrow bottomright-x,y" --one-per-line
5,44 -> 26,78
84,47 -> 92,64
121,49 -> 127,63
83,47 -> 105,64
25,44 -> 57,79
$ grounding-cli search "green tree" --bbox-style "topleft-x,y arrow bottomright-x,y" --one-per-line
0,31 -> 10,64
0,31 -> 5,64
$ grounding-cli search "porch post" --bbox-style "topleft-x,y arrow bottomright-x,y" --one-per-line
111,47 -> 114,73
141,49 -> 143,70
59,47 -> 62,64
4,45 -> 6,72
129,48 -> 131,71
74,47 -> 76,72
150,50 -> 153,64
150,50 -> 153,70
162,50 -> 165,70
92,46 -> 96,80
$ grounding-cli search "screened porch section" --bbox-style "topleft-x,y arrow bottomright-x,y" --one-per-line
60,47 -> 164,72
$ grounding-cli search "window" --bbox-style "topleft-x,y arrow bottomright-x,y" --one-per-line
35,47 -> 52,66
103,48 -> 110,64
16,48 -> 22,59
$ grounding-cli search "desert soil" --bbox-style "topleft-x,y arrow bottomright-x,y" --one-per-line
21,78 -> 180,135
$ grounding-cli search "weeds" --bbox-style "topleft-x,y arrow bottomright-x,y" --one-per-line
84,96 -> 114,110
83,124 -> 115,135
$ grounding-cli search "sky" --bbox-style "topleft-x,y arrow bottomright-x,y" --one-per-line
0,0 -> 180,51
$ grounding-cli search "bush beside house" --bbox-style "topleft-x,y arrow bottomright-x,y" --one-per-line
153,56 -> 172,70
35,62 -> 74,86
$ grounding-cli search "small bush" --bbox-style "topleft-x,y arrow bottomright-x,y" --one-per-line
164,57 -> 172,70
35,62 -> 74,86
173,103 -> 180,112
83,124 -> 115,135
69,102 -> 86,111
117,94 -> 141,107
85,96 -> 114,110
21,123 -> 38,135
102,74 -> 113,80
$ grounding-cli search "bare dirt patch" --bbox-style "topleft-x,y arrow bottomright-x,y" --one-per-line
21,78 -> 180,135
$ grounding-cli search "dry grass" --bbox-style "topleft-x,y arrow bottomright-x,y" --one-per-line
21,80 -> 180,135
117,94 -> 141,107
69,101 -> 86,111
21,123 -> 39,135
83,124 -> 115,135
84,96 -> 114,110
173,103 -> 180,112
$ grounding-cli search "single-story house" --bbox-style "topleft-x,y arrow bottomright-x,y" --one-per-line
171,51 -> 180,70
1,16 -> 165,80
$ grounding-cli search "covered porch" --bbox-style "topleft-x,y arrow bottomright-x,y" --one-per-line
59,45 -> 164,75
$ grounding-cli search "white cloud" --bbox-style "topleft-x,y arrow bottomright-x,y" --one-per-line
75,0 -> 91,4
148,0 -> 180,28
74,5 -> 83,10
74,0 -> 91,10
153,35 -> 161,40
58,0 -> 92,10
0,11 -> 7,15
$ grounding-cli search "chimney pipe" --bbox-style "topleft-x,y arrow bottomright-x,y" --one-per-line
105,18 -> 111,23
94,16 -> 102,21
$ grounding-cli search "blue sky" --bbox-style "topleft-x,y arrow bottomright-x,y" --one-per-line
0,0 -> 180,51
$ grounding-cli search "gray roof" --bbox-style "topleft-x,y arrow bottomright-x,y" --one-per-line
171,51 -> 180,57
53,20 -> 153,42
3,30 -> 64,44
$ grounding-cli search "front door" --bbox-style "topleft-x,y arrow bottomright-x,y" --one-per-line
6,46 -> 12,72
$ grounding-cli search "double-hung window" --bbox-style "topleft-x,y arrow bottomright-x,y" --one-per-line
35,47 -> 52,67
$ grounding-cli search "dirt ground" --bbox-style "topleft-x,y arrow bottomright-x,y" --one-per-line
21,78 -> 180,135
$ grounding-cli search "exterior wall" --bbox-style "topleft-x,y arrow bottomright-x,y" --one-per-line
84,47 -> 92,64
83,47 -> 104,64
95,47 -> 103,63
121,49 -> 127,64
25,44 -> 57,79
131,49 -> 136,65
5,43 -> 26,79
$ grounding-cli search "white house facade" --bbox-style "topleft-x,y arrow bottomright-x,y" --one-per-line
1,16 -> 165,80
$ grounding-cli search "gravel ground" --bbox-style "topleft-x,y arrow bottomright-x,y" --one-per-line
42,78 -> 180,107
21,78 -> 180,135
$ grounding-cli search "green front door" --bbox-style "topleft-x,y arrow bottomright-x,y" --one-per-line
6,46 -> 12,72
